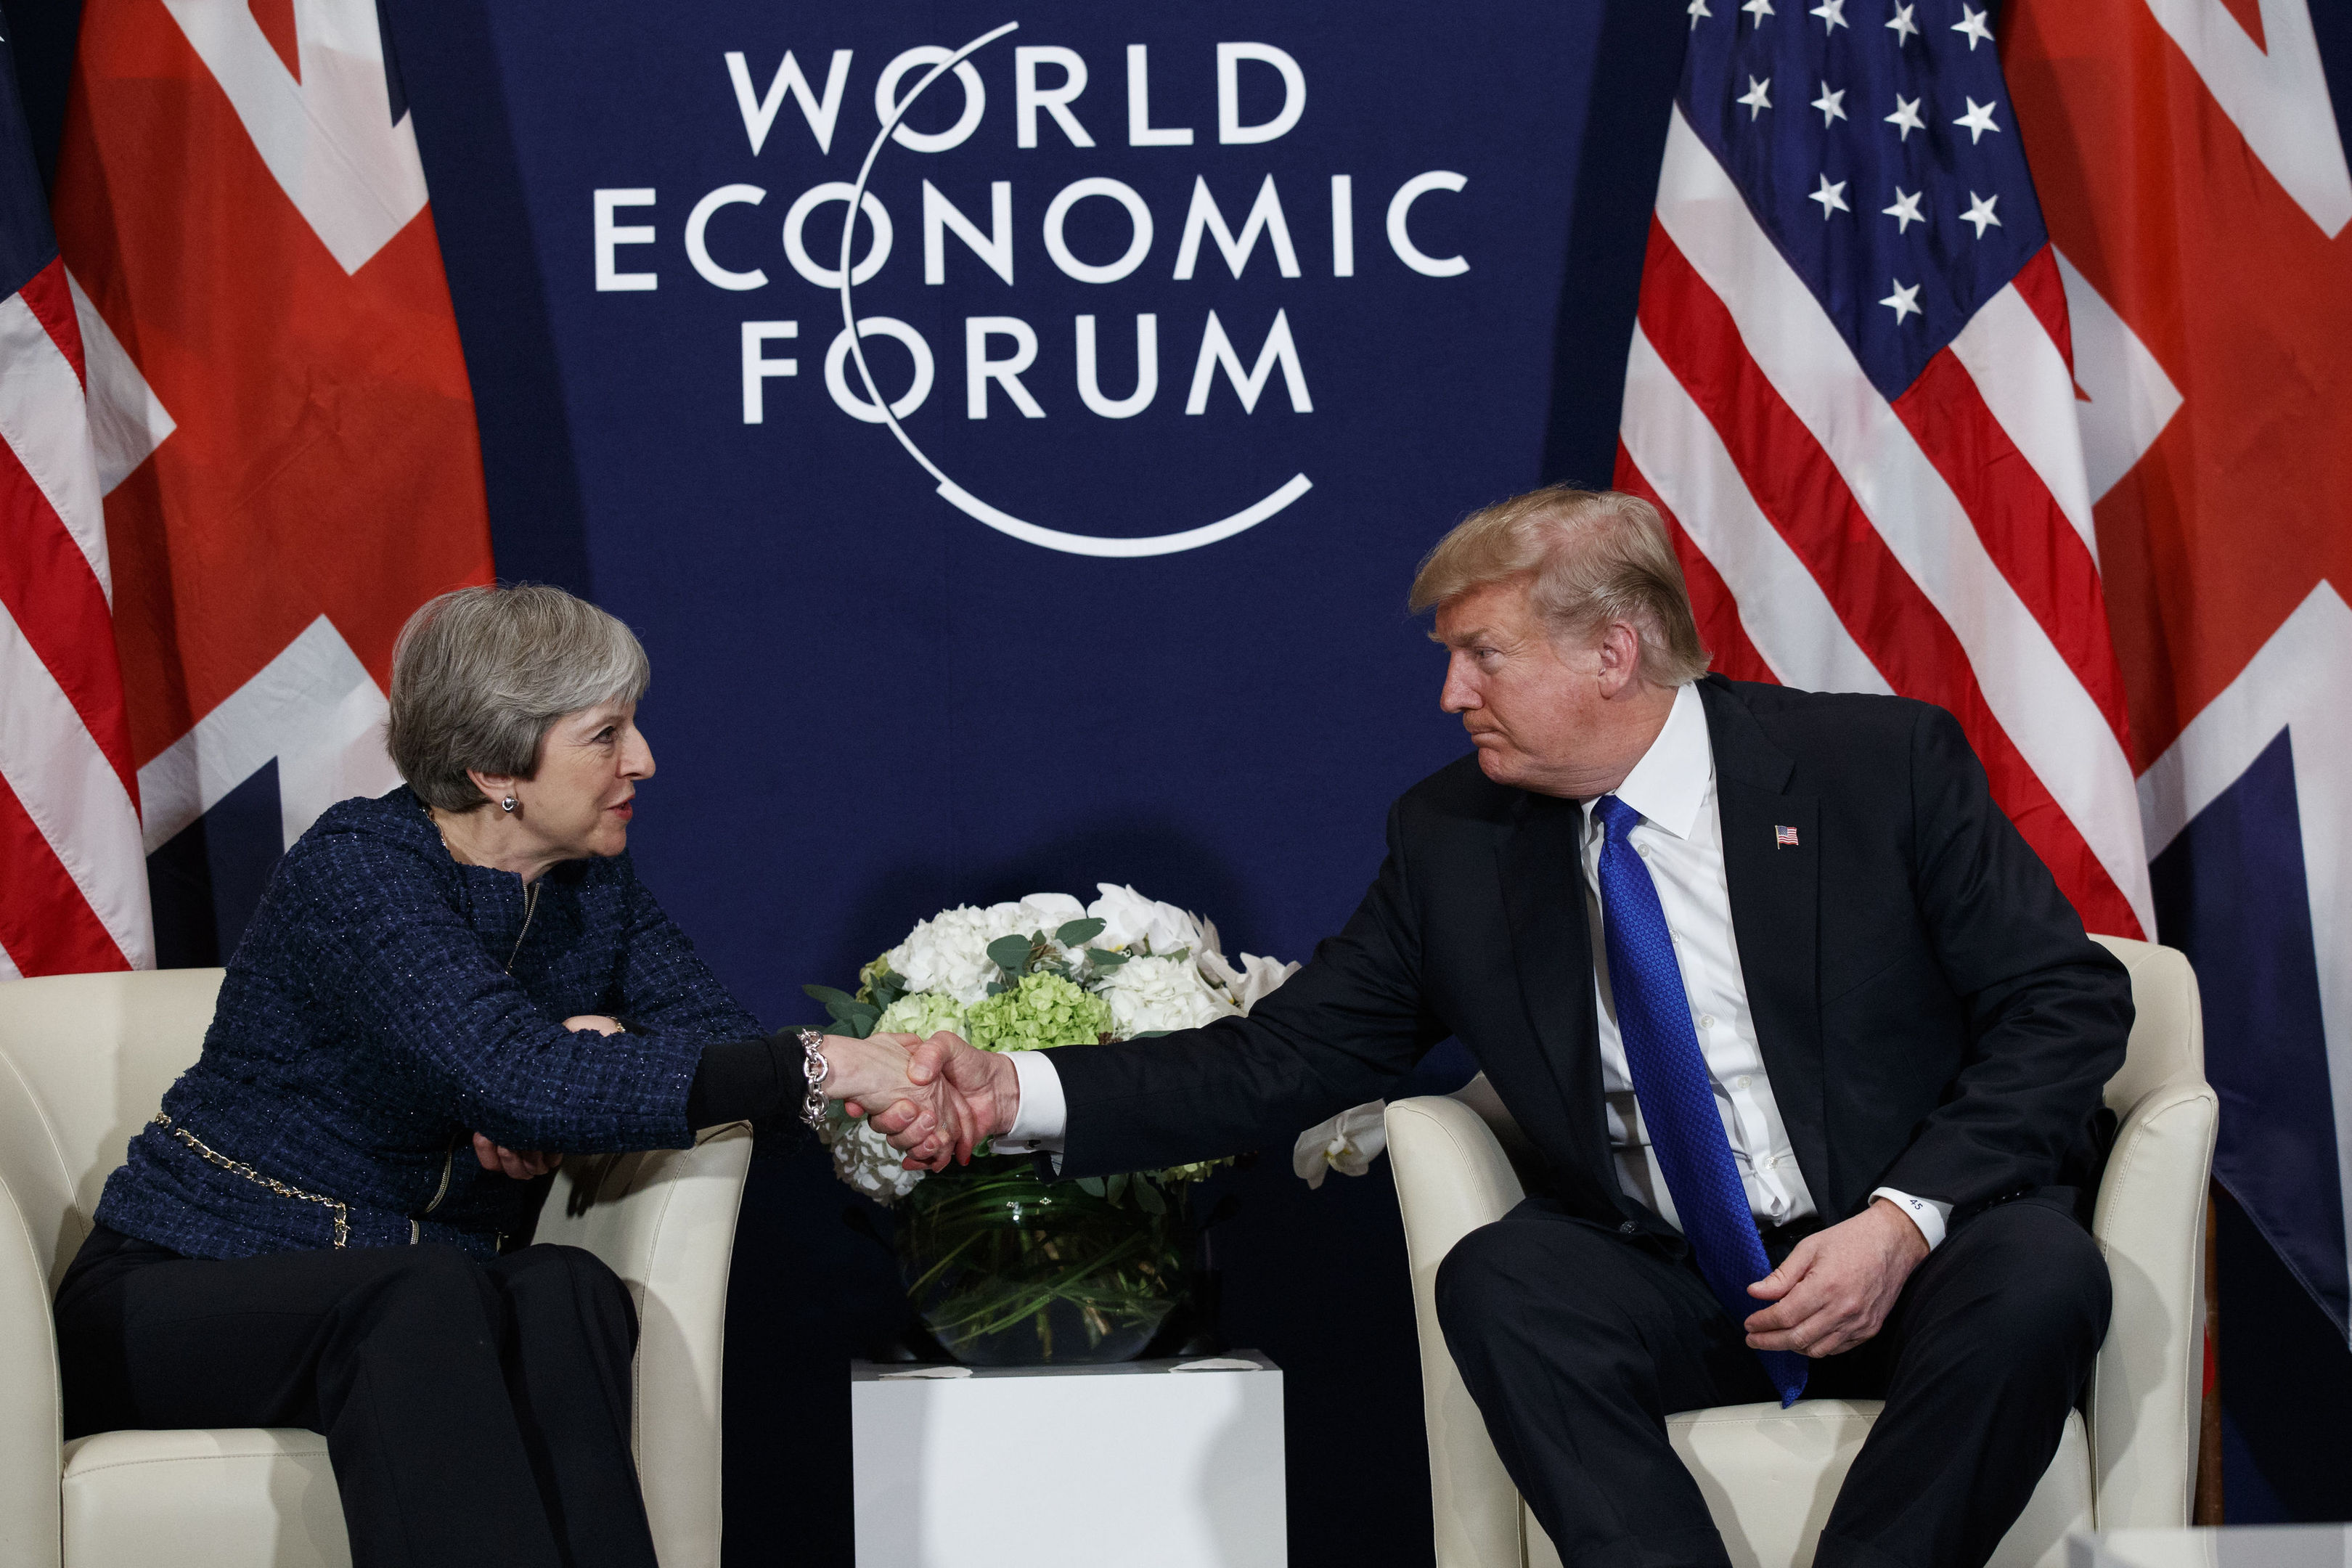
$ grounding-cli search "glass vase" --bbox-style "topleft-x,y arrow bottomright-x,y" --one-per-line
894,1154 -> 1192,1366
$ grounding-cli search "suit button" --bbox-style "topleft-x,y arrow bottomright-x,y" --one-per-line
1620,1221 -> 1638,1234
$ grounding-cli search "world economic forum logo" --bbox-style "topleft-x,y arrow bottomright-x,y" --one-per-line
593,22 -> 1471,558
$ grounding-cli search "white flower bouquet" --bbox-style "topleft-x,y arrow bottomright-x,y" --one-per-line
807,885 -> 1320,1362
807,883 -> 1300,1204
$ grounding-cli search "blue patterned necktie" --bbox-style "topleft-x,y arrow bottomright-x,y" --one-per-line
1592,794 -> 1807,1406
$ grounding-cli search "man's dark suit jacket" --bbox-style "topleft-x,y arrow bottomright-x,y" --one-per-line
1045,675 -> 2135,1241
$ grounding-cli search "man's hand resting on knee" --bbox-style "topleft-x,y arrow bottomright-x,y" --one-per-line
1742,1199 -> 1931,1358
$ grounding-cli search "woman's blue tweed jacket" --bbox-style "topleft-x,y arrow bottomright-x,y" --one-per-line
94,786 -> 765,1260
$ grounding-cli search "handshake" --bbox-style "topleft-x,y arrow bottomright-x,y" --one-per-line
820,1030 -> 1024,1171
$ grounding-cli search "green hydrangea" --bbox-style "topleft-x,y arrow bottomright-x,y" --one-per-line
873,989 -> 968,1040
963,972 -> 1114,1053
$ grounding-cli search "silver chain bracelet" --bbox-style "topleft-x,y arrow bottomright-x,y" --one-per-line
799,1028 -> 829,1130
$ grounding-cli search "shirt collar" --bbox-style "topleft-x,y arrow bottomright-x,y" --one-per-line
1580,682 -> 1713,840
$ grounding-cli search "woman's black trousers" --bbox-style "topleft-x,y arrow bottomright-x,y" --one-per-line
54,1225 -> 658,1568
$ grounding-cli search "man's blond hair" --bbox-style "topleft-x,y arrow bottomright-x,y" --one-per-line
1408,486 -> 1711,686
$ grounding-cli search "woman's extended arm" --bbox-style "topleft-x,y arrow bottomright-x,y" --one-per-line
465,1015 -> 967,1169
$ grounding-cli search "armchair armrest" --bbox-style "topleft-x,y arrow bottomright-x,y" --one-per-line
2086,1076 -> 2216,1527
1387,1095 -> 1532,1568
534,1122 -> 755,1568
0,1165 -> 62,1568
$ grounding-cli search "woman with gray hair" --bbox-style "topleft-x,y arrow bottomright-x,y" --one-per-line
52,584 -> 950,1568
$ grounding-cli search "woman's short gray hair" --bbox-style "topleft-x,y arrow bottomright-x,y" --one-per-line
1408,486 -> 1712,686
387,584 -> 651,812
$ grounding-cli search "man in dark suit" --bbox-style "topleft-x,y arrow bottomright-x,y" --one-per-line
869,486 -> 2131,1568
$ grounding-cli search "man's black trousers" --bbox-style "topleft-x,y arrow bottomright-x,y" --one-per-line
1437,1196 -> 2110,1568
55,1226 -> 656,1568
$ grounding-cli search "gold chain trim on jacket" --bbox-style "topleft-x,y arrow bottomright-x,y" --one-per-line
151,1112 -> 351,1248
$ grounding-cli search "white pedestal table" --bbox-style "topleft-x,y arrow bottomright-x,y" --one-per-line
849,1351 -> 1286,1568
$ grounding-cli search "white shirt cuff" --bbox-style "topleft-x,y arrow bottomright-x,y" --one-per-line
989,1051 -> 1068,1155
1870,1188 -> 1951,1251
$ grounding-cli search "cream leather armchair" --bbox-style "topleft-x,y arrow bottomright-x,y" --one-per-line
0,968 -> 755,1568
1387,935 -> 2214,1568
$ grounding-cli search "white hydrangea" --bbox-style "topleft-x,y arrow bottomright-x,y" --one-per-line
885,893 -> 1089,1004
1098,954 -> 1241,1036
822,1108 -> 925,1204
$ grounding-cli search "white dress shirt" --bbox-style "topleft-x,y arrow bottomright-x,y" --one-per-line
996,682 -> 1948,1249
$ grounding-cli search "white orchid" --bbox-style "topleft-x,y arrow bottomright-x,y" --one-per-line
1196,944 -> 1301,1013
1087,883 -> 1208,957
1291,1101 -> 1389,1191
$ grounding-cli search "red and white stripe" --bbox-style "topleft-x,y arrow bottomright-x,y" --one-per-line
0,257 -> 153,975
1619,106 -> 2152,939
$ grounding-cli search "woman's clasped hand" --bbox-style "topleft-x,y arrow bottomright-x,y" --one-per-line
464,1013 -> 625,1178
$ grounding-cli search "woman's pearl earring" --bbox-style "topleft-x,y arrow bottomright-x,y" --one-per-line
500,796 -> 517,814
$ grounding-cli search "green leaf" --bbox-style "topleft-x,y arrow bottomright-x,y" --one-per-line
1134,1029 -> 1172,1038
802,984 -> 859,1011
1106,1172 -> 1130,1206
987,935 -> 1032,975
1076,1176 -> 1107,1197
986,980 -> 1008,997
1056,918 -> 1107,948
1085,947 -> 1130,968
1132,1176 -> 1167,1215
1158,946 -> 1190,963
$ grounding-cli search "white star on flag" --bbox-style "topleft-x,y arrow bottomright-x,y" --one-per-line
1812,81 -> 1848,126
1951,4 -> 1994,49
1810,174 -> 1851,218
1809,0 -> 1847,30
1885,94 -> 1925,140
1959,191 -> 2002,237
1737,75 -> 1773,118
1689,0 -> 1712,27
1882,186 -> 1926,232
1885,2 -> 1920,42
1879,278 -> 1923,323
1953,97 -> 2001,144
1742,0 -> 1775,22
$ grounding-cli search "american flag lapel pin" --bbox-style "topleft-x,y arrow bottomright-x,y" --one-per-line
1775,825 -> 1800,848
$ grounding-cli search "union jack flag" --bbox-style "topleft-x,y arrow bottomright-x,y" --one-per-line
39,0 -> 493,971
1616,0 -> 2151,940
2005,0 -> 2352,1346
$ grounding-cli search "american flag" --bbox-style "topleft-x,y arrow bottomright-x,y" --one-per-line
0,28 -> 151,977
1615,0 -> 2152,940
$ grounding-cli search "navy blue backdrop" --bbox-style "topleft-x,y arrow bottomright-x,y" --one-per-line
21,0 -> 2352,1557
370,6 -> 1686,1563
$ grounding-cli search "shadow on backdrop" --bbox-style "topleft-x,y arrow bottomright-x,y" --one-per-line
1538,0 -> 1690,490
379,0 -> 597,598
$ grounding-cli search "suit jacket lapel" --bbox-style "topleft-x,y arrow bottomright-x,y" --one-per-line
1493,791 -> 1614,1188
1701,680 -> 1832,1211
